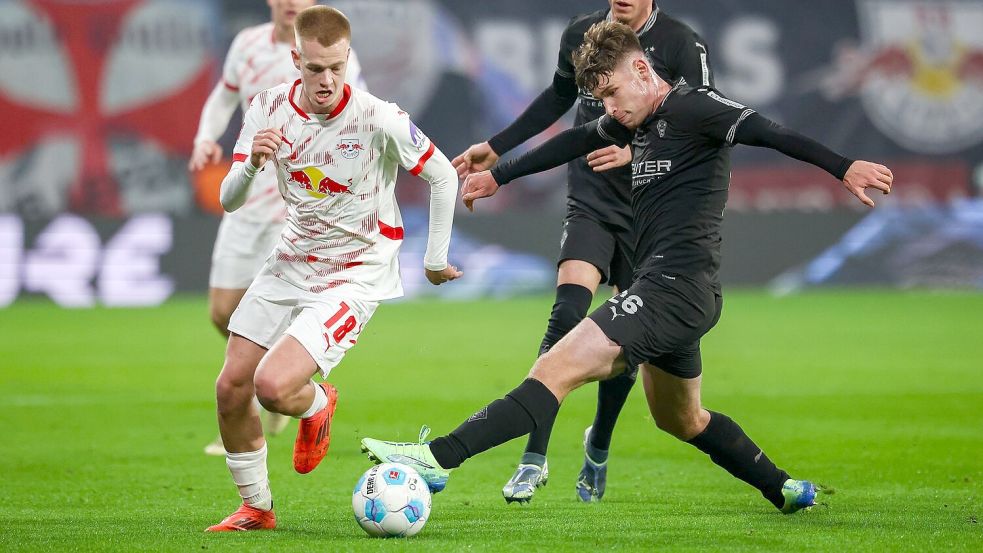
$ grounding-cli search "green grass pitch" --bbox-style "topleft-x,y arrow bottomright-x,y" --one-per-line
1,291 -> 981,551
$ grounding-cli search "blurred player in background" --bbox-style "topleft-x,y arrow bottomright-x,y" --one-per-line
453,0 -> 713,503
205,6 -> 461,531
362,20 -> 893,515
189,0 -> 367,456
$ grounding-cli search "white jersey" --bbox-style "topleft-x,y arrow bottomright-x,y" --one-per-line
229,82 -> 452,301
205,22 -> 366,224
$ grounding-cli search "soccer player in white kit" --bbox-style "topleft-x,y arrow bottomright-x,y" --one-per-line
189,0 -> 367,454
205,6 -> 461,532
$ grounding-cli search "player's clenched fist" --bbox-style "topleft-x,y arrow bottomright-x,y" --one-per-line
842,161 -> 893,208
452,142 -> 499,179
250,128 -> 284,168
425,265 -> 463,285
460,170 -> 500,212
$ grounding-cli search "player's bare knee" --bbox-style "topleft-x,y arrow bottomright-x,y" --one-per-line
215,371 -> 251,412
209,306 -> 232,336
530,348 -> 592,400
253,372 -> 290,412
654,410 -> 705,441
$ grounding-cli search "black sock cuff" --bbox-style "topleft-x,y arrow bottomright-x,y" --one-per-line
555,283 -> 594,315
687,410 -> 727,447
506,378 -> 560,425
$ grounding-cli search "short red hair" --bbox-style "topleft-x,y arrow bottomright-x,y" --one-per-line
294,5 -> 351,47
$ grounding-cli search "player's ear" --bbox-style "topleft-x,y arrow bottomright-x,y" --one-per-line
291,48 -> 301,70
633,57 -> 649,81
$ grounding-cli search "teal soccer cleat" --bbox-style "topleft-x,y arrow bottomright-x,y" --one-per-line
780,479 -> 818,513
360,425 -> 450,493
502,462 -> 549,504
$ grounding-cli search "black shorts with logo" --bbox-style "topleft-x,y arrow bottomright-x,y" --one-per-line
559,209 -> 634,291
589,271 -> 723,379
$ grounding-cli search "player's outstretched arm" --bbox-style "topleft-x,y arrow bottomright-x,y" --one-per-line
733,114 -> 892,207
461,116 -> 632,210
189,82 -> 240,171
452,73 -> 579,179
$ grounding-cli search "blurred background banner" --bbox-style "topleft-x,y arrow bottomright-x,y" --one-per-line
2,0 -> 981,306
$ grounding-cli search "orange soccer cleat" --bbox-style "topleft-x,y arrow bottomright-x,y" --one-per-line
293,382 -> 339,474
205,503 -> 276,532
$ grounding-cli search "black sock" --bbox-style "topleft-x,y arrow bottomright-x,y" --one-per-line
522,284 -> 592,458
588,371 -> 636,452
430,379 -> 560,469
687,411 -> 790,509
537,283 -> 593,356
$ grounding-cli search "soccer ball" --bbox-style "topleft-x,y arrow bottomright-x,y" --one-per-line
352,463 -> 432,537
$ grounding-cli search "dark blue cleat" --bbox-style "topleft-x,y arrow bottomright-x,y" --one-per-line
576,426 -> 607,503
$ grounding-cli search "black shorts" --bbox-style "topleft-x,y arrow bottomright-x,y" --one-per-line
559,211 -> 634,291
589,272 -> 723,379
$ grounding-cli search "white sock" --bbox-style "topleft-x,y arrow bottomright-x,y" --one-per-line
226,444 -> 273,511
297,381 -> 327,419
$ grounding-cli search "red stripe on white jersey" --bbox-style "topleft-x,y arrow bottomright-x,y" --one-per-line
326,84 -> 352,119
409,142 -> 436,176
232,153 -> 247,162
378,221 -> 404,240
288,80 -> 310,120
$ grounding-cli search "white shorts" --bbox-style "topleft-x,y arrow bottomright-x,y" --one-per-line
209,215 -> 284,289
227,271 -> 379,377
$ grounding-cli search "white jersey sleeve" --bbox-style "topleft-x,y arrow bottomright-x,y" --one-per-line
381,105 -> 457,271
221,29 -> 249,93
193,82 -> 240,144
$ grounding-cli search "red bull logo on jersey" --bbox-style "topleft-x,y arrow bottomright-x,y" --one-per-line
336,139 -> 365,159
288,167 -> 353,198
824,1 -> 983,153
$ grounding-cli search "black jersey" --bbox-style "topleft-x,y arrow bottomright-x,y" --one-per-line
552,6 -> 713,231
598,83 -> 757,286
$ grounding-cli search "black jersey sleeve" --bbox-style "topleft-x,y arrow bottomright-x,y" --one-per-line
487,17 -> 583,156
734,113 -> 855,180
487,73 -> 578,156
668,32 -> 714,88
490,115 -> 632,185
672,88 -> 758,145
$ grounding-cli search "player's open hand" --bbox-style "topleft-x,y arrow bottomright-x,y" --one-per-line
250,128 -> 283,169
189,140 -> 222,171
842,161 -> 893,207
425,265 -> 463,285
452,142 -> 499,179
587,144 -> 632,172
461,171 -> 500,212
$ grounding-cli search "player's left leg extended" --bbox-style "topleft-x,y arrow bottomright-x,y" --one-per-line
641,361 -> 816,513
362,318 -> 626,492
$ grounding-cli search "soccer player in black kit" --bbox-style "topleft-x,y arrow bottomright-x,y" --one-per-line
453,0 -> 714,503
362,20 -> 893,513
